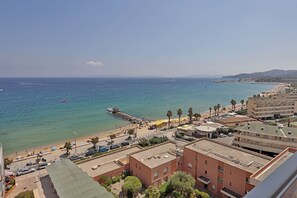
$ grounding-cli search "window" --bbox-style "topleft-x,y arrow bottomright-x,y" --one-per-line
218,165 -> 224,172
163,167 -> 168,174
229,182 -> 232,186
139,166 -> 141,170
135,163 -> 137,168
187,163 -> 193,169
217,177 -> 223,183
205,160 -> 208,165
246,177 -> 250,183
154,171 -> 158,178
204,170 -> 207,175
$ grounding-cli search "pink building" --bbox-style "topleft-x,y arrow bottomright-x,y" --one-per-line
182,138 -> 271,198
129,142 -> 182,187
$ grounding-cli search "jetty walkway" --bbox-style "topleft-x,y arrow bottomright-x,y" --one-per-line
108,107 -> 147,124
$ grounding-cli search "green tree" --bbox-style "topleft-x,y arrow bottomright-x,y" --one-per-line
15,190 -> 34,198
145,186 -> 160,198
169,171 -> 195,197
139,138 -> 150,147
159,182 -> 171,197
122,176 -> 142,198
188,107 -> 193,123
4,158 -> 13,169
177,108 -> 183,125
231,99 -> 237,111
90,137 -> 99,149
240,99 -> 245,109
194,189 -> 210,198
64,141 -> 72,155
209,107 -> 212,117
167,110 -> 173,127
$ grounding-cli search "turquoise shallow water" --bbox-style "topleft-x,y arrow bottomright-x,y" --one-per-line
0,78 -> 275,155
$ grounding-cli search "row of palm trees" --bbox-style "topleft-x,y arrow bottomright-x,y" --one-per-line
167,107 -> 201,126
208,99 -> 246,117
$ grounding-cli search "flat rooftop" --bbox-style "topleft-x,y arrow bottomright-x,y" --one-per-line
130,142 -> 177,169
215,116 -> 257,124
236,123 -> 297,138
78,146 -> 141,177
251,148 -> 297,183
185,139 -> 271,173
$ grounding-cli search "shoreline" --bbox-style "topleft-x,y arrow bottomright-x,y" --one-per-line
4,82 -> 284,159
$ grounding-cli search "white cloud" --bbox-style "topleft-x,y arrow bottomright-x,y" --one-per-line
85,61 -> 103,67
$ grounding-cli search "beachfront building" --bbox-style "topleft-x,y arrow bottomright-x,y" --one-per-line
78,146 -> 141,180
193,125 -> 218,138
247,92 -> 297,119
182,138 -> 271,198
245,147 -> 297,198
0,144 -> 4,198
45,159 -> 114,198
129,142 -> 182,187
233,123 -> 297,155
214,116 -> 258,127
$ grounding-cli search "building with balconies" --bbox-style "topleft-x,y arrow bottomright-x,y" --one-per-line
247,92 -> 297,119
233,123 -> 297,155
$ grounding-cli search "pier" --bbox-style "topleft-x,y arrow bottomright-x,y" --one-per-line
107,107 -> 146,124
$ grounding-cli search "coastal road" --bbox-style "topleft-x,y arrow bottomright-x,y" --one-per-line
9,128 -> 176,172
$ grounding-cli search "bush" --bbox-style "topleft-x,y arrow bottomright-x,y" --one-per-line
145,186 -> 160,198
195,189 -> 210,198
122,176 -> 142,198
99,176 -> 112,187
139,138 -> 150,147
112,176 -> 122,184
159,182 -> 171,197
15,190 -> 34,198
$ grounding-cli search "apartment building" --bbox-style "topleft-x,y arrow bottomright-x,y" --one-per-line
233,123 -> 297,154
183,139 -> 271,198
247,92 -> 297,119
129,142 -> 182,187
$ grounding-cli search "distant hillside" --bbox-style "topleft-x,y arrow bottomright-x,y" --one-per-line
223,69 -> 297,82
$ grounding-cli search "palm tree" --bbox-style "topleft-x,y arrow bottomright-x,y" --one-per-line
240,99 -> 245,109
209,107 -> 212,117
188,107 -> 193,123
213,105 -> 218,116
217,104 -> 221,115
177,108 -> 183,125
167,110 -> 173,127
231,99 -> 237,111
90,137 -> 99,149
64,141 -> 72,155
36,153 -> 42,170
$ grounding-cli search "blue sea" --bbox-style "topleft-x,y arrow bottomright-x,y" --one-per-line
0,78 -> 275,155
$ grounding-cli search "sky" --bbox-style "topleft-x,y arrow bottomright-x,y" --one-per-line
0,0 -> 297,77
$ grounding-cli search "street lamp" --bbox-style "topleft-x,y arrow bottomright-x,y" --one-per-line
73,131 -> 77,155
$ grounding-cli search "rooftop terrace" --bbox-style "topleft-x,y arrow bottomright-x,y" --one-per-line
130,142 -> 178,169
185,139 -> 271,173
236,123 -> 297,138
78,146 -> 141,177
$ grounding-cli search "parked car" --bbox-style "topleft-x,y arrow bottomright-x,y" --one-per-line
37,162 -> 48,170
110,144 -> 120,150
227,132 -> 233,137
99,146 -> 110,153
16,167 -> 36,176
121,141 -> 130,147
69,155 -> 84,161
85,150 -> 97,157
219,133 -> 227,138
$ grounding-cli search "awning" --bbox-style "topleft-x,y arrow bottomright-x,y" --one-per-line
221,187 -> 242,198
197,175 -> 211,185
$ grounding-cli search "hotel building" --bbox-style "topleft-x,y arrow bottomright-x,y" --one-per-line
247,92 -> 297,119
129,142 -> 182,187
233,123 -> 297,154
182,139 -> 271,198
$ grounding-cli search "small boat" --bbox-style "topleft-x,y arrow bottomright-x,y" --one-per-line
61,99 -> 67,103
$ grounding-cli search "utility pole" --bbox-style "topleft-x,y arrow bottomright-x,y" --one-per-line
74,131 -> 77,155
